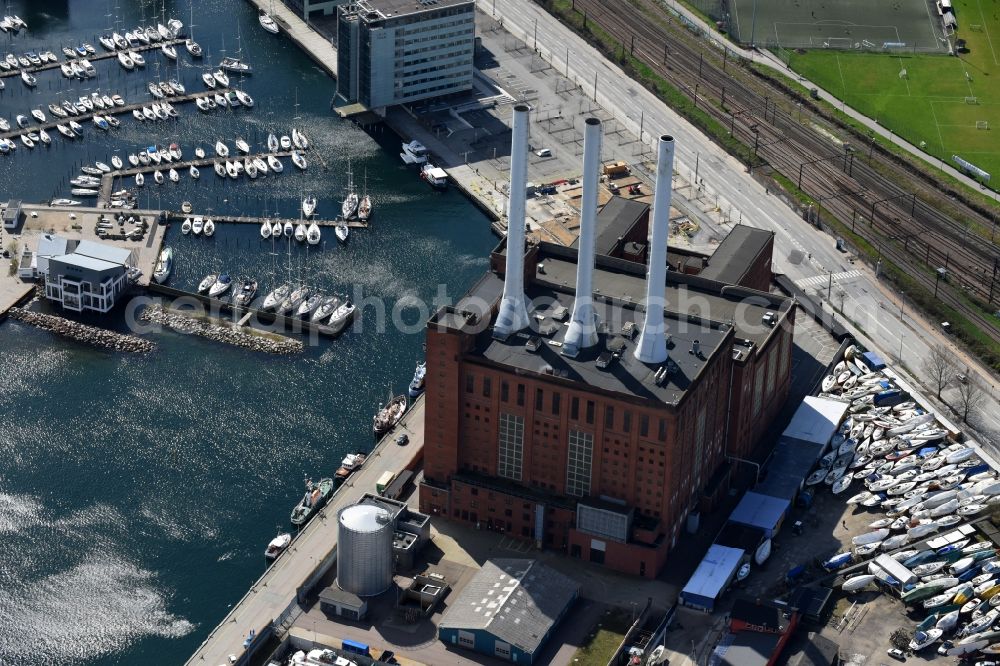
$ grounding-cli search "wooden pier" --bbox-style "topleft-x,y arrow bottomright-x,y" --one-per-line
0,37 -> 186,79
0,88 -> 236,143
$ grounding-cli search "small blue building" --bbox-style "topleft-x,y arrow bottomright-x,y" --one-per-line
438,558 -> 579,664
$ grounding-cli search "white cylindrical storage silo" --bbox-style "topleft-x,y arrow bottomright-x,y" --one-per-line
337,504 -> 394,596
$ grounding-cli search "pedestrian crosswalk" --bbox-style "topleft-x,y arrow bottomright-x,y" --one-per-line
795,269 -> 863,290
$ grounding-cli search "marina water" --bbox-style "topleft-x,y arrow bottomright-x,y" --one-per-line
0,1 -> 496,663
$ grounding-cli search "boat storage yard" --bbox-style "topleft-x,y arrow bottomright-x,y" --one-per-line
669,340 -> 1000,664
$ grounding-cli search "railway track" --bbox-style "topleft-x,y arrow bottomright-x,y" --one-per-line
553,0 -> 1000,343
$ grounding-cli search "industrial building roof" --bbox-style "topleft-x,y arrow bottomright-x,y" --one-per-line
780,396 -> 848,448
356,0 -> 472,20
49,253 -> 122,273
728,492 -> 789,534
570,196 -> 649,255
36,234 -> 69,258
681,544 -> 744,605
439,558 -> 579,655
717,631 -> 781,666
699,225 -> 773,285
754,439 -> 825,502
730,597 -> 790,633
73,239 -> 132,265
784,632 -> 840,666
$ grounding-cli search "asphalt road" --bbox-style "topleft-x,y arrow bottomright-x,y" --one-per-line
482,0 -> 1000,445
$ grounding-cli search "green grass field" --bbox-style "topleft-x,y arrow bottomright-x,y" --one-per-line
787,0 -> 1000,181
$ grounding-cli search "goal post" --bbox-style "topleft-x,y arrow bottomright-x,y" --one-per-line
977,121 -> 990,130
966,96 -> 979,104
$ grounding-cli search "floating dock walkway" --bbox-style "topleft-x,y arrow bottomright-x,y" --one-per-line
0,88 -> 234,143
0,37 -> 186,79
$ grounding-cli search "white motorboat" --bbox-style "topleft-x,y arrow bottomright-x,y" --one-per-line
292,128 -> 309,150
294,223 -> 306,243
38,130 -> 51,146
181,218 -> 192,234
226,161 -> 239,178
117,51 -> 135,69
111,156 -> 123,170
31,108 -> 46,123
265,533 -> 291,560
260,222 -> 271,239
161,43 -> 177,60
192,217 -> 204,235
235,137 -> 250,154
267,155 -> 283,172
153,169 -> 164,185
168,168 -> 179,183
212,69 -> 230,87
244,158 -> 258,179
253,157 -> 268,174
186,40 -> 203,57
259,13 -> 280,34
283,221 -> 293,237
908,628 -> 942,651
401,139 -> 428,164
21,71 -> 37,87
271,221 -> 282,236
129,50 -> 145,67
267,133 -> 279,152
214,162 -> 226,177
195,147 -> 206,159
235,90 -> 254,107
153,247 -> 173,283
198,274 -> 217,293
202,72 -> 217,89
302,196 -> 317,218
291,151 -> 307,170
215,141 -> 229,157
421,163 -> 449,189
280,135 -> 292,150
190,165 -> 200,179
842,574 -> 876,593
135,173 -> 145,187
306,223 -> 321,245
204,219 -> 215,237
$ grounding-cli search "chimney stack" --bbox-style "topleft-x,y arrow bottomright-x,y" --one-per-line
493,104 -> 532,339
563,117 -> 603,357
634,135 -> 675,364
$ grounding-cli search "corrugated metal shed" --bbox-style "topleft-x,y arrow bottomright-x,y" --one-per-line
680,545 -> 744,611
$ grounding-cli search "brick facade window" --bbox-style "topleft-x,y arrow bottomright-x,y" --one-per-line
552,393 -> 561,416
566,429 -> 593,496
483,377 -> 491,397
498,412 -> 524,480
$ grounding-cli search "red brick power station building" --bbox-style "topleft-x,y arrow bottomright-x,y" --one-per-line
418,108 -> 796,579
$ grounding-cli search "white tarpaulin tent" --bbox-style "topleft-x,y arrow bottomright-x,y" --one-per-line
680,545 -> 744,611
779,396 -> 848,449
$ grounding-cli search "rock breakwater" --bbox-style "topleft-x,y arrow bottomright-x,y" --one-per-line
9,308 -> 155,352
139,305 -> 303,354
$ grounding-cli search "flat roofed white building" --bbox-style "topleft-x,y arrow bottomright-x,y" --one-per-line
42,238 -> 135,313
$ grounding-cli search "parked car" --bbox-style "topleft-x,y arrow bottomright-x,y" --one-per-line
395,434 -> 409,446
887,647 -> 906,661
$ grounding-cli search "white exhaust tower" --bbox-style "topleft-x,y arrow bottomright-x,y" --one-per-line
493,104 -> 532,339
634,135 -> 675,363
563,117 -> 603,357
